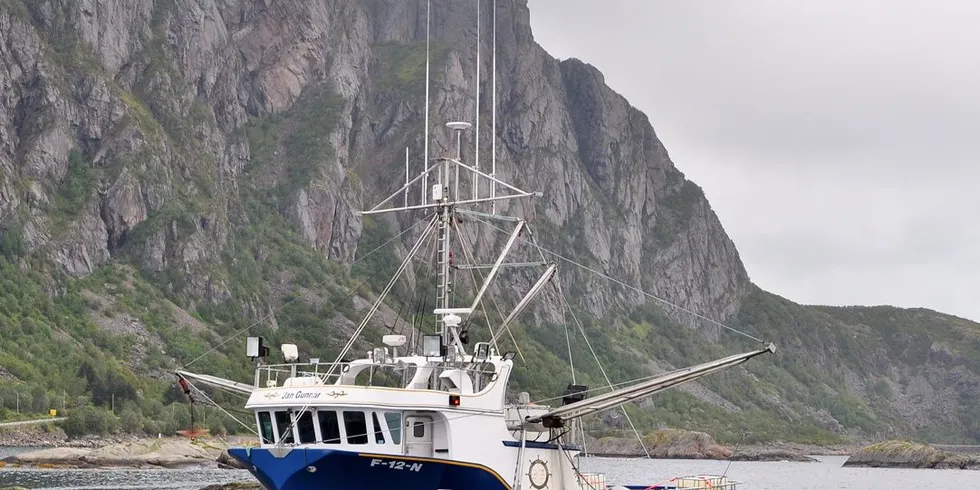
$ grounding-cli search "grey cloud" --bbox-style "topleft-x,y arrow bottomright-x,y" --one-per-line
528,0 -> 980,320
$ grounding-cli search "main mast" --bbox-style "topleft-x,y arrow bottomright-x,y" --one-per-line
436,122 -> 472,348
351,0 -> 538,367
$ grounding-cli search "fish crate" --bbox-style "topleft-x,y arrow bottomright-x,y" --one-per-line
674,475 -> 738,489
579,472 -> 607,490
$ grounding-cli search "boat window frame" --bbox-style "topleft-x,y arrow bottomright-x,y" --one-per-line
383,411 -> 402,445
343,410 -> 369,445
370,411 -> 386,444
316,409 -> 343,444
257,411 -> 275,444
296,409 -> 316,444
273,410 -> 294,445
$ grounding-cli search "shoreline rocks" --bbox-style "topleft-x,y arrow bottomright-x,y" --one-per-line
10,432 -> 979,471
844,440 -> 980,470
729,448 -> 816,462
200,484 -> 263,490
584,429 -> 818,461
2,437 -> 232,469
0,424 -> 141,449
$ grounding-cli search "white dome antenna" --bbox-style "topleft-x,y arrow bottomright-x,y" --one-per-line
443,313 -> 462,328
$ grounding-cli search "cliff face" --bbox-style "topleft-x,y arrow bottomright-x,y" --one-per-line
0,0 -> 747,320
1,0 -> 979,443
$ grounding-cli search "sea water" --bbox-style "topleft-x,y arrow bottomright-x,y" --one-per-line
1,448 -> 977,490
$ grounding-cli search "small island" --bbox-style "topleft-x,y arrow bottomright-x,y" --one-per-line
584,428 -> 817,462
844,440 -> 980,470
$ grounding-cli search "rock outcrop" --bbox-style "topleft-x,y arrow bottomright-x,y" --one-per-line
587,429 -> 733,460
200,484 -> 262,490
844,440 -> 980,470
0,0 -> 747,323
3,437 -> 225,469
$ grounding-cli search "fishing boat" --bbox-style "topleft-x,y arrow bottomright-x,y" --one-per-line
177,2 -> 774,489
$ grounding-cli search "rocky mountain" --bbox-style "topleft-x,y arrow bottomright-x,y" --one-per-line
0,0 -> 978,443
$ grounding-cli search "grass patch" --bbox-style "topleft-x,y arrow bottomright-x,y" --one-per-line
374,42 -> 450,96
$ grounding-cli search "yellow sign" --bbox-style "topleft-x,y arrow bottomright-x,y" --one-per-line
49,409 -> 57,417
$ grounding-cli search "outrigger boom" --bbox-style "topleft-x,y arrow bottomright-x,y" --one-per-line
526,343 -> 776,429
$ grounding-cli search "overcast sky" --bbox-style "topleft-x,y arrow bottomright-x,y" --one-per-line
527,0 -> 980,322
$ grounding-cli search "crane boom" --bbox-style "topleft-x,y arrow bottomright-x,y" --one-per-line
525,343 -> 775,428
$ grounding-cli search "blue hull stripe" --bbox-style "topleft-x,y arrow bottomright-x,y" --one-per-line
229,447 -> 512,490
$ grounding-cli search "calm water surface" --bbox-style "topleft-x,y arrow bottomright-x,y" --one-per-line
589,455 -> 979,489
2,448 -> 977,490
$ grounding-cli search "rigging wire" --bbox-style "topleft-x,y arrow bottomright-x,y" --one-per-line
562,304 -> 576,384
185,380 -> 259,437
391,229 -> 437,341
520,225 -> 651,456
452,217 -> 526,360
552,276 -> 652,459
470,216 -> 765,344
403,229 -> 438,339
181,215 -> 434,369
270,216 -> 448,448
323,216 -> 439,380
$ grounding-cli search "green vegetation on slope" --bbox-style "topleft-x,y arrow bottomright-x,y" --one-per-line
1,9 -> 979,446
0,253 -> 238,435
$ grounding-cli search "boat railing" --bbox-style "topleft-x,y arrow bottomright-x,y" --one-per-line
254,359 -> 498,391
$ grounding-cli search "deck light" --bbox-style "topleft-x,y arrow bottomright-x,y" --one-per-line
247,337 -> 268,358
423,334 -> 444,357
474,342 -> 490,361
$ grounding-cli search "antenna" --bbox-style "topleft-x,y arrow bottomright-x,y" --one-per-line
404,147 -> 409,207
491,0 -> 498,214
448,122 -> 472,159
448,122 -> 471,202
423,0 -> 431,207
473,0 -> 481,201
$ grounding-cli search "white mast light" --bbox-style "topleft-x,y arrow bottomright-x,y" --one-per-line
383,335 -> 407,347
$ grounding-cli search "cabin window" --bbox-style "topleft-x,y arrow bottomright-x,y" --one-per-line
274,411 -> 294,444
384,412 -> 402,444
371,412 -> 385,444
413,420 -> 425,438
258,411 -> 274,444
318,410 -> 341,444
297,410 -> 316,444
343,411 -> 368,444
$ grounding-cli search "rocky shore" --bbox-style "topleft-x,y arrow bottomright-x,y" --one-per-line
583,429 -> 821,462
843,440 -> 980,470
1,428 -> 844,468
0,425 -> 135,449
14,428 -> 978,471
0,437 -> 242,469
200,484 -> 263,490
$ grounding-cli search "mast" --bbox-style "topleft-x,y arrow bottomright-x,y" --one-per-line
356,0 -> 538,361
438,122 -> 471,349
473,0 -> 481,201
491,0 -> 497,214
423,0 -> 431,206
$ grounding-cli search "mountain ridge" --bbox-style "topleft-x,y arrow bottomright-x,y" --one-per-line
0,0 -> 978,444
